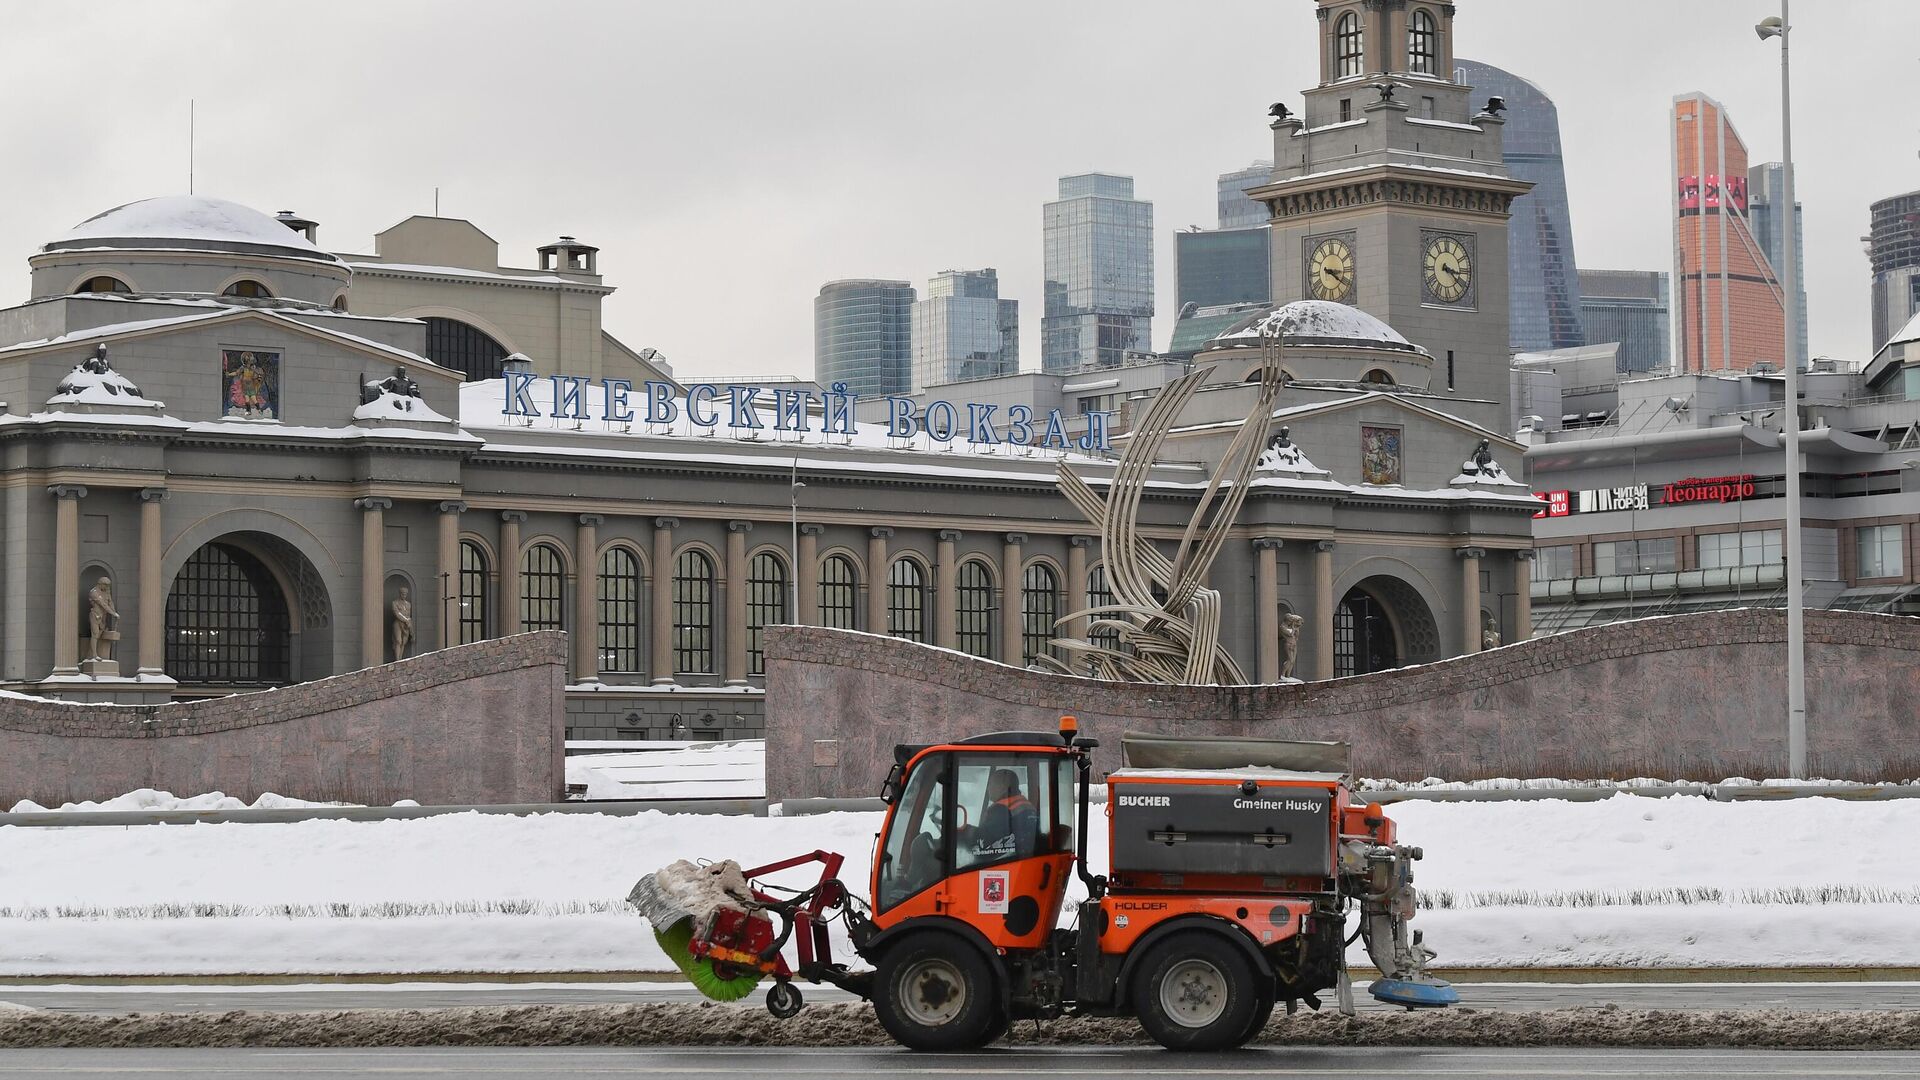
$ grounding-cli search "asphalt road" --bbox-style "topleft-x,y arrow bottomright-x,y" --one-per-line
4,1046 -> 1920,1079
5,980 -> 1919,1014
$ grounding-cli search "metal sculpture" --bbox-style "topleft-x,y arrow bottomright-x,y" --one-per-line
1044,339 -> 1287,684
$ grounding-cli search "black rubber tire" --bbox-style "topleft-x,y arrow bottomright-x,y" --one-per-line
872,932 -> 1002,1051
981,1007 -> 1011,1046
1131,932 -> 1263,1051
1238,990 -> 1276,1045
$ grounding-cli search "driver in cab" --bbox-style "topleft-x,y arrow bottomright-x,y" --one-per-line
969,769 -> 1037,862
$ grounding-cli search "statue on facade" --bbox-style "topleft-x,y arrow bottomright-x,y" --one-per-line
87,577 -> 119,661
1454,438 -> 1516,485
1481,610 -> 1501,652
390,587 -> 415,661
361,366 -> 423,406
1280,612 -> 1304,680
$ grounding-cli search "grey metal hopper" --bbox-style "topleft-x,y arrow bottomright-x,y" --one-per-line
1120,732 -> 1351,777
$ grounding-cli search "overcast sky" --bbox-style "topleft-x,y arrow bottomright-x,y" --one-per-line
3,1 -> 1914,379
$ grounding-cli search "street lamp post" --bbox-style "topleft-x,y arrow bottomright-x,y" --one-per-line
1758,5 -> 1806,777
790,457 -> 805,625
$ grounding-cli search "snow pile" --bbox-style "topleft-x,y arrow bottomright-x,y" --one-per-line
1211,299 -> 1418,349
0,798 -> 1916,975
46,354 -> 163,411
566,742 -> 764,801
8,789 -> 361,814
352,388 -> 453,424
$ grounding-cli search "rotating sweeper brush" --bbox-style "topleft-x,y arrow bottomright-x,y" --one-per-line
628,852 -> 853,1016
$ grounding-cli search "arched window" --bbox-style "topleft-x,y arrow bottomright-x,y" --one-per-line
1362,369 -> 1396,385
747,552 -> 788,676
1021,564 -> 1060,666
424,317 -> 509,381
597,546 -> 642,674
74,275 -> 131,294
165,542 -> 290,685
1086,564 -> 1120,653
221,279 -> 273,299
1335,12 -> 1363,78
886,558 -> 928,642
458,540 -> 489,645
956,560 -> 994,659
521,543 -> 566,632
819,554 -> 858,630
1408,9 -> 1437,74
331,294 -> 349,312
673,549 -> 715,674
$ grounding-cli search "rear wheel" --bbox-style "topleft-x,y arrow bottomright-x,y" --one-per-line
873,933 -> 1001,1051
1132,932 -> 1263,1051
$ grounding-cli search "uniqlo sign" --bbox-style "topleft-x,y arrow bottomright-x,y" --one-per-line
1532,490 -> 1570,519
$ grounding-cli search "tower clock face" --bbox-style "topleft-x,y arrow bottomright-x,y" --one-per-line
1307,237 -> 1355,302
1423,234 -> 1475,305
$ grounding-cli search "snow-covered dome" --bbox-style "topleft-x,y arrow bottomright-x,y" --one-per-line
43,196 -> 344,267
1207,300 -> 1428,356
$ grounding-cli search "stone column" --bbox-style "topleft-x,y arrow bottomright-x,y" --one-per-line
1456,546 -> 1486,654
356,497 -> 393,668
725,520 -> 752,686
498,511 -> 526,636
1311,539 -> 1336,682
436,501 -> 466,648
1000,533 -> 1026,665
50,485 -> 88,676
136,488 -> 168,677
936,530 -> 961,650
651,517 -> 678,684
574,514 -> 602,685
1254,538 -> 1284,684
798,524 -> 824,626
1513,550 -> 1534,641
1066,536 -> 1092,643
866,527 -> 892,633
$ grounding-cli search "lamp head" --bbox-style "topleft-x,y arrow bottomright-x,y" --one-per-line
1756,16 -> 1784,40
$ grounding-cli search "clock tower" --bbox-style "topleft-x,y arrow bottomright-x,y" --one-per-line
1247,0 -> 1530,421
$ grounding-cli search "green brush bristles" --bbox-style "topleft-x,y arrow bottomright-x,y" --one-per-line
653,918 -> 763,1002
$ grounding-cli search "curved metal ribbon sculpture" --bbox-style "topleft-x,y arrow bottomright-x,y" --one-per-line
1045,339 -> 1286,684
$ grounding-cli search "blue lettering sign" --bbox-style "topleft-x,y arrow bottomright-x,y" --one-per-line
772,389 -> 812,432
686,384 -> 720,428
822,383 -> 856,435
1079,409 -> 1116,452
551,375 -> 591,421
966,403 -> 999,444
604,379 -> 634,423
729,386 -> 764,431
503,371 -> 541,417
1005,404 -> 1034,446
644,380 -> 678,424
924,400 -> 958,442
886,396 -> 920,439
1040,409 -> 1071,450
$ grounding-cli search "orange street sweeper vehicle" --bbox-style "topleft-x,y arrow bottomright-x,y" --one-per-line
628,718 -> 1454,1051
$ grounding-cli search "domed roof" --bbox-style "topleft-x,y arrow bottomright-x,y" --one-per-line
42,196 -> 343,266
1207,300 -> 1426,355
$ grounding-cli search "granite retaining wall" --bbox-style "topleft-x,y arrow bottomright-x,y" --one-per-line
0,632 -> 567,807
763,612 -> 1920,799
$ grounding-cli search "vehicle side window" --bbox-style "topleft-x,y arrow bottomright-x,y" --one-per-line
954,753 -> 1058,872
878,757 -> 947,911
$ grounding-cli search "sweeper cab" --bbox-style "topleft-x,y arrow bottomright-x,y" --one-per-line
628,718 -> 1455,1051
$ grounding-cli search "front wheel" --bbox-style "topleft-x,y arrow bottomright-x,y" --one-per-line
872,932 -> 1002,1050
1132,932 -> 1264,1051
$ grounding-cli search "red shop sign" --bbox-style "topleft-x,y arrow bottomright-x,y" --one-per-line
1663,474 -> 1756,505
1532,490 -> 1571,518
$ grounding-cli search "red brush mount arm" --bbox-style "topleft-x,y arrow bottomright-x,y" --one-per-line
739,850 -> 857,984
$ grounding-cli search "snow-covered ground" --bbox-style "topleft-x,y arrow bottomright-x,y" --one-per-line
1,797 -> 1916,975
6,789 -> 417,813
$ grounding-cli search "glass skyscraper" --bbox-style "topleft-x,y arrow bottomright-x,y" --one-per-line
1454,59 -> 1584,352
814,279 -> 914,397
910,268 -> 1018,393
1868,189 -> 1920,353
1578,269 -> 1670,373
1216,161 -> 1272,230
1175,228 -> 1270,310
1748,162 -> 1809,368
1042,173 -> 1153,373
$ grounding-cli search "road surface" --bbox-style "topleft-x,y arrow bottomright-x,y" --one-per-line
5,979 -> 1918,1014
3,1046 -> 1919,1079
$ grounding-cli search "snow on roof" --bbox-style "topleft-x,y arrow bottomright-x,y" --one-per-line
347,261 -> 609,289
0,307 -> 437,371
1891,307 -> 1920,349
47,354 -> 164,411
1210,300 -> 1422,352
46,196 -> 344,265
354,386 -> 455,425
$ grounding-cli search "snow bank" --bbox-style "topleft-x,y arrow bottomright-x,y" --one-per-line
0,798 -> 1915,975
6,789 -> 359,814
